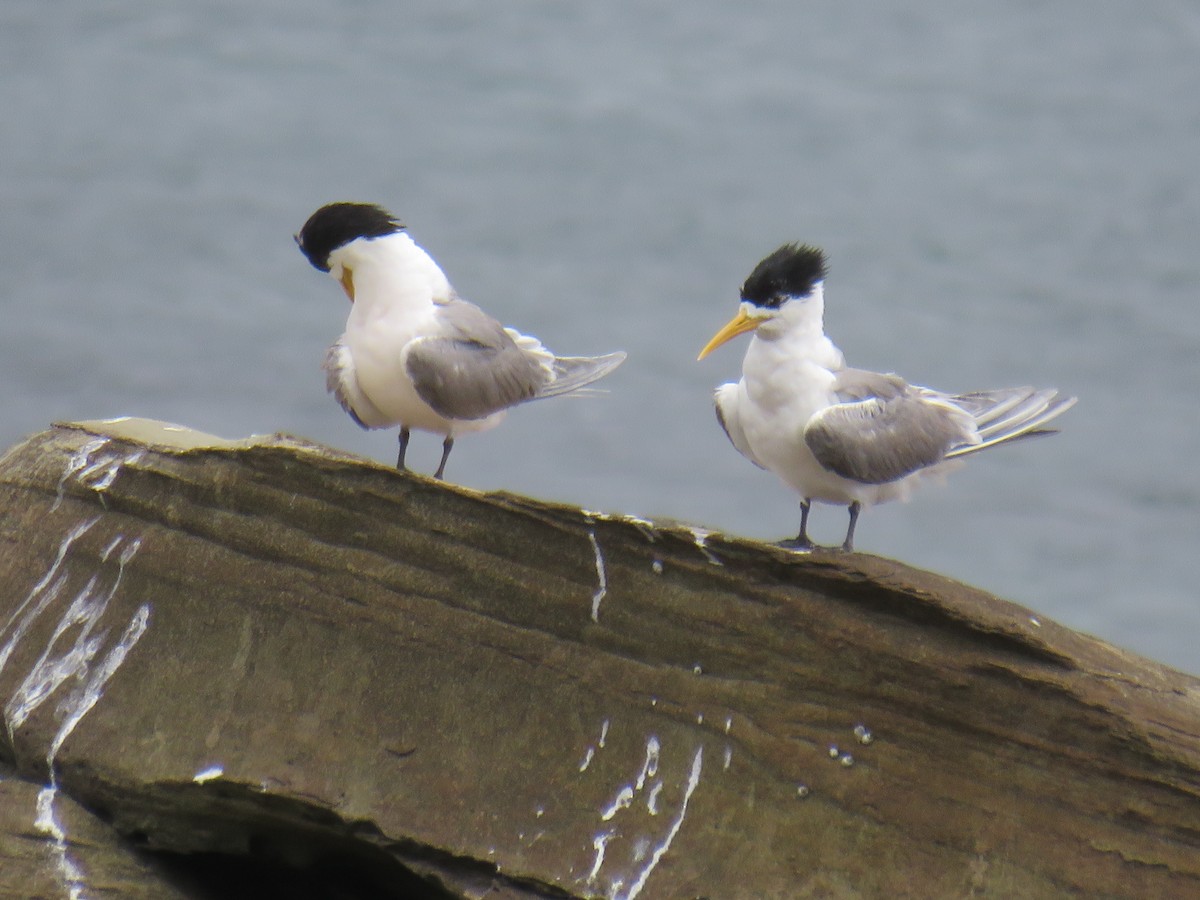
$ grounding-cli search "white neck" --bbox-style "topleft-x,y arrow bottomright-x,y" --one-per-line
744,282 -> 844,380
329,232 -> 453,320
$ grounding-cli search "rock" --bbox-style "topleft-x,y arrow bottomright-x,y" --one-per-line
0,768 -> 192,899
0,417 -> 1198,899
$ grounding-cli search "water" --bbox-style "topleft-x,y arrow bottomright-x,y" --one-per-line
3,1 -> 1198,674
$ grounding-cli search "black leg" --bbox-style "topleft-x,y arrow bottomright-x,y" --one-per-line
841,501 -> 862,552
433,436 -> 454,480
779,498 -> 815,550
798,498 -> 813,546
396,428 -> 410,471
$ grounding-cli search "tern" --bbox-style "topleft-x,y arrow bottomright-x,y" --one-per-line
296,202 -> 626,479
698,243 -> 1076,552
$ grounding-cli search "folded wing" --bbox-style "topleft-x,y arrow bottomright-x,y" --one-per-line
406,299 -> 626,421
805,370 -> 1076,485
404,302 -> 546,421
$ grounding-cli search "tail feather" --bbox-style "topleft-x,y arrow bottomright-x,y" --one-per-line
945,389 -> 1076,460
956,386 -> 1037,427
535,351 -> 627,400
974,388 -> 1058,440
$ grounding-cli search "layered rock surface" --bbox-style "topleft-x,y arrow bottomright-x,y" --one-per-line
1,418 -> 1198,899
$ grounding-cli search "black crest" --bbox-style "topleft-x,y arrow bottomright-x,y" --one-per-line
740,243 -> 827,308
295,202 -> 404,272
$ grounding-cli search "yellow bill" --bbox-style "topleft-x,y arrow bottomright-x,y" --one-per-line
697,308 -> 760,360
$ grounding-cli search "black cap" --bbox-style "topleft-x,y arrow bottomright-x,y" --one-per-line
295,202 -> 404,272
741,243 -> 827,309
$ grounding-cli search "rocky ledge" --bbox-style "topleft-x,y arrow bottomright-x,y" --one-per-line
1,418 -> 1198,899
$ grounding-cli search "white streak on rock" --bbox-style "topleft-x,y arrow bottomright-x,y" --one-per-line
687,528 -> 723,566
35,785 -> 88,900
6,538 -> 143,733
586,830 -> 615,885
646,781 -> 663,815
0,518 -> 99,679
52,440 -> 110,512
77,454 -> 122,492
579,746 -> 595,772
194,766 -> 224,784
47,602 -> 150,764
22,536 -> 151,900
52,441 -> 146,512
601,785 -> 635,821
621,515 -> 658,542
587,531 -> 608,622
580,718 -> 611,773
587,734 -> 671,892
634,736 -> 660,791
625,746 -> 704,900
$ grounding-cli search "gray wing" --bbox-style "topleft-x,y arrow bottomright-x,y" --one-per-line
805,370 -> 974,484
830,368 -> 909,402
405,299 -> 550,421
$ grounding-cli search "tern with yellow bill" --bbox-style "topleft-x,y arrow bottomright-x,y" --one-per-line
296,202 -> 625,479
698,243 -> 1076,551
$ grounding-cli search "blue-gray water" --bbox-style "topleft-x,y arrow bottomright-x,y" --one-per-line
3,2 -> 1198,673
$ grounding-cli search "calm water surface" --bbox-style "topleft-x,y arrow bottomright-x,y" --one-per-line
3,1 -> 1199,672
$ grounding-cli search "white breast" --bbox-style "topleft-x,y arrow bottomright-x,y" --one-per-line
327,232 -> 506,437
739,331 -> 861,502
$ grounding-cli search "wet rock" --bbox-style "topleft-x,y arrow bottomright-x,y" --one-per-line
0,769 -> 190,899
0,418 -> 1199,898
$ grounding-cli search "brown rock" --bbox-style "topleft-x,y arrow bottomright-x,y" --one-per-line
0,770 -> 191,899
0,418 -> 1198,898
